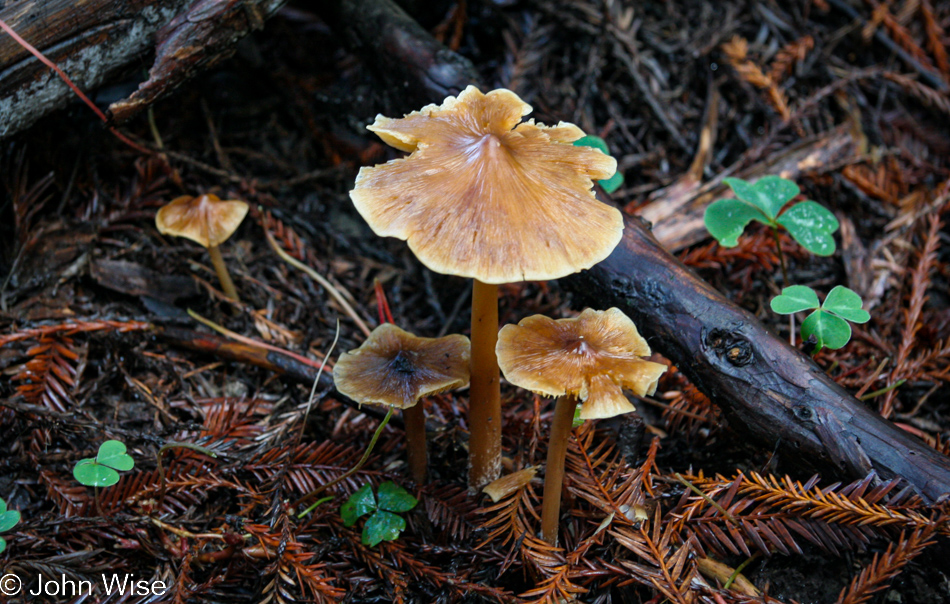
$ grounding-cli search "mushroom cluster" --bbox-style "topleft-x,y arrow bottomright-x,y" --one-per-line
350,85 -> 622,488
497,308 -> 667,545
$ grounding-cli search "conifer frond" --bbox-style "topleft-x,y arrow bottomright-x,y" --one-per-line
247,441 -> 382,495
565,424 -> 655,523
476,472 -> 539,552
252,514 -> 346,604
13,334 -> 82,412
835,526 -> 937,604
673,472 -> 938,557
612,508 -> 699,604
422,482 -> 479,541
39,469 -> 88,517
519,535 -> 590,604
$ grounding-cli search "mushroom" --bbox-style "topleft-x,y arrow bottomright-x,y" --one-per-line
333,323 -> 471,483
155,194 -> 249,303
350,86 -> 622,488
496,308 -> 667,545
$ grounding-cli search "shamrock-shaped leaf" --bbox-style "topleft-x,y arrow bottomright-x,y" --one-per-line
377,481 -> 418,513
72,440 -> 136,488
770,285 -> 868,352
341,481 -> 419,547
573,135 -> 624,194
822,286 -> 871,324
724,176 -> 799,219
73,459 -> 121,487
703,198 -> 768,248
775,201 -> 840,256
770,285 -> 820,314
801,311 -> 852,351
96,440 -> 135,471
0,498 -> 21,534
0,536 -> 6,553
704,176 -> 838,256
363,510 -> 407,546
341,483 -> 376,527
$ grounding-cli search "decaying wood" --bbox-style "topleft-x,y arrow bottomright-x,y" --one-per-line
313,0 -> 478,109
0,0 -> 285,138
322,0 -> 950,502
566,214 -> 950,503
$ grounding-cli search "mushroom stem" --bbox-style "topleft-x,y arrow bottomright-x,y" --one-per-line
541,393 -> 579,545
404,402 -> 427,483
468,278 -> 501,489
207,244 -> 241,303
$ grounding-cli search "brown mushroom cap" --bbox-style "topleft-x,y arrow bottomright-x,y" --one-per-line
496,308 -> 667,420
333,324 -> 471,409
155,194 -> 249,248
350,86 -> 622,284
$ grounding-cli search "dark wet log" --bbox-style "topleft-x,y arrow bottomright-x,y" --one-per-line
320,0 -> 950,502
0,0 -> 286,138
312,0 -> 478,109
564,215 -> 950,503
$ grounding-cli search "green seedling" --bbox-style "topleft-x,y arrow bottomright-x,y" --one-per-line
704,176 -> 839,283
341,481 -> 418,547
74,440 -> 135,487
74,440 -> 135,516
0,497 -> 21,554
573,135 -> 624,194
771,285 -> 870,352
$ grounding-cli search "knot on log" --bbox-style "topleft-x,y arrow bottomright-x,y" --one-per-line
704,328 -> 754,367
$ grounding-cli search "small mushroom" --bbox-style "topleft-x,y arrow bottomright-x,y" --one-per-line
496,308 -> 667,545
350,86 -> 622,488
155,194 -> 249,303
333,323 -> 471,483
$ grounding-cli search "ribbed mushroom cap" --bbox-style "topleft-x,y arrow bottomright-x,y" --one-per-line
350,86 -> 622,284
496,308 -> 667,420
334,324 -> 471,409
155,194 -> 249,248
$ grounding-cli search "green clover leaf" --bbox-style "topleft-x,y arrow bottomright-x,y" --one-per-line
0,499 -> 21,534
801,310 -> 852,351
771,285 -> 868,352
770,285 -> 820,314
73,458 -> 121,487
96,440 -> 135,471
822,286 -> 870,323
704,176 -> 838,256
573,135 -> 624,194
704,198 -> 770,247
724,176 -> 799,219
0,536 -> 6,553
362,510 -> 407,547
341,483 -> 376,527
376,481 -> 418,513
775,201 -> 840,256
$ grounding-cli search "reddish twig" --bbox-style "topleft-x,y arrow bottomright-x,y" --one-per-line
0,16 -> 152,154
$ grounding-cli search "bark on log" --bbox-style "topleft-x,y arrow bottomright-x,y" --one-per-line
0,0 -> 285,139
321,0 -> 950,502
565,215 -> 950,503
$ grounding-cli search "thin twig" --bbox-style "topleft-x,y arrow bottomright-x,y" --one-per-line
264,227 -> 372,337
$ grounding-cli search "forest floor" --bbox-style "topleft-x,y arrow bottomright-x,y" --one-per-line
2,0 -> 950,602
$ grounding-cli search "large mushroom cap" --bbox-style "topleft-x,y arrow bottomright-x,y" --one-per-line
155,194 -> 249,248
334,324 -> 471,409
350,86 -> 623,284
496,308 -> 667,420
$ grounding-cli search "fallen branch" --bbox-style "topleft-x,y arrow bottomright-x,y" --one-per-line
0,0 -> 286,139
